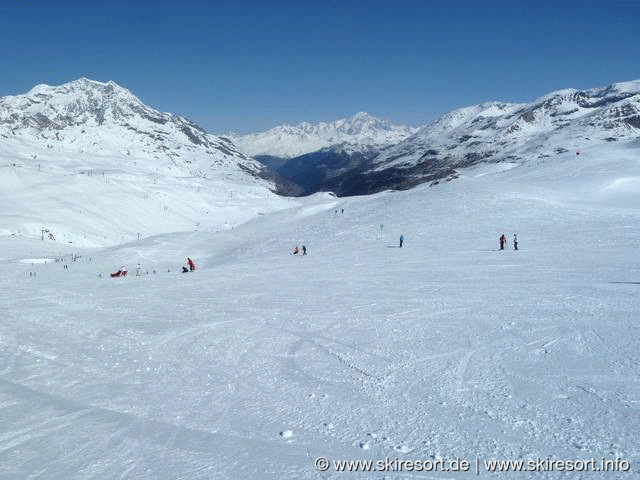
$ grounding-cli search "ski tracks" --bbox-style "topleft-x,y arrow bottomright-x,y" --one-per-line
0,377 -> 312,479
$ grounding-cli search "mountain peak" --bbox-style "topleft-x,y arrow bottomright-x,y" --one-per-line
1,78 -> 164,130
338,112 -> 391,134
25,77 -> 135,99
68,77 -> 110,88
231,113 -> 418,158
0,78 -> 276,190
531,79 -> 640,107
351,111 -> 375,121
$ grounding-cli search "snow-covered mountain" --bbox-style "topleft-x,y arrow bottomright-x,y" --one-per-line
227,112 -> 418,159
325,81 -> 640,196
226,112 -> 418,194
378,81 -> 640,169
0,78 -> 292,246
0,77 -> 270,179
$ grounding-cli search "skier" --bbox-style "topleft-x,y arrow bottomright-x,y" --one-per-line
182,266 -> 189,273
499,234 -> 506,250
187,257 -> 196,271
302,245 -> 307,255
292,245 -> 299,255
513,233 -> 518,251
399,234 -> 404,248
110,266 -> 128,278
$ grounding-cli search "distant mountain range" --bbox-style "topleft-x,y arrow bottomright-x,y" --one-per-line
231,81 -> 640,196
226,112 -> 418,193
227,112 -> 418,159
3,78 -> 640,204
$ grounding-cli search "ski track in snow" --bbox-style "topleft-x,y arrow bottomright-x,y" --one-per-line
1,150 -> 640,478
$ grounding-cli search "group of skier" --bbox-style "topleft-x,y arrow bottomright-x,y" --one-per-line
110,257 -> 196,278
499,233 -> 518,251
111,226 -> 519,279
112,228 -> 518,277
399,232 -> 516,251
291,245 -> 307,255
181,257 -> 196,273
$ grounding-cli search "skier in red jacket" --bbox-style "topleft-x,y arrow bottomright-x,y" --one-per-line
187,257 -> 196,271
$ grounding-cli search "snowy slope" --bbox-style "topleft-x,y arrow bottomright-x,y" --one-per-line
1,143 -> 640,478
0,78 -> 289,247
227,112 -> 418,159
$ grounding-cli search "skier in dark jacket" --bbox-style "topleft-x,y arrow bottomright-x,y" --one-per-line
499,234 -> 506,250
302,245 -> 307,255
513,233 -> 518,250
399,234 -> 404,248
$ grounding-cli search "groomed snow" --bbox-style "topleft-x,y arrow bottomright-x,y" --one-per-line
1,145 -> 639,478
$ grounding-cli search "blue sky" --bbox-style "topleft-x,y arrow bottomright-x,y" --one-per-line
1,0 -> 639,133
